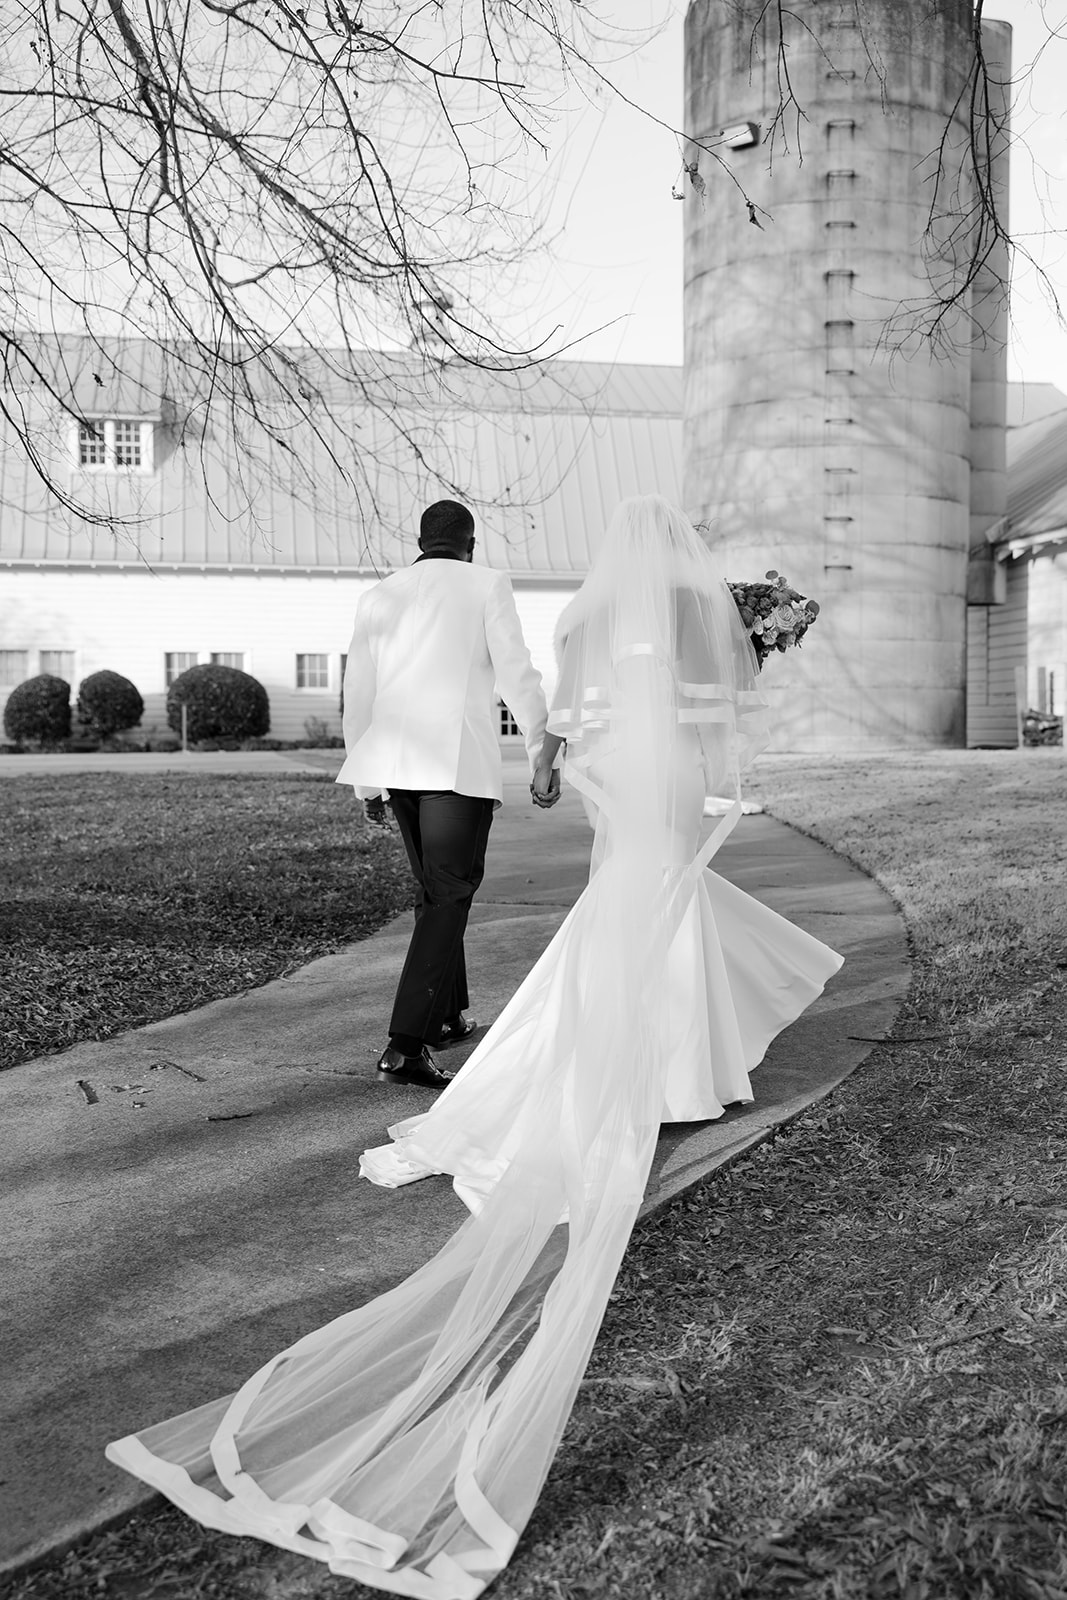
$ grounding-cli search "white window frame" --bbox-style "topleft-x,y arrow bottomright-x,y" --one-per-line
210,651 -> 247,672
0,649 -> 30,688
74,417 -> 155,473
296,653 -> 331,691
164,651 -> 201,688
38,649 -> 76,682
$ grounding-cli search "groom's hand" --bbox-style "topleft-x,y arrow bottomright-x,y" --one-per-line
530,768 -> 561,809
363,795 -> 391,829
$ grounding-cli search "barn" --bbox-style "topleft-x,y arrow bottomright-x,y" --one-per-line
0,337 -> 1061,749
0,341 -> 680,744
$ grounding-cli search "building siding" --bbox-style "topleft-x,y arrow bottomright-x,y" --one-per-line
965,561 -> 1028,747
0,568 -> 575,744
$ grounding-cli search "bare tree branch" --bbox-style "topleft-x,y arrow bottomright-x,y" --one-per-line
3,1 -> 674,537
3,0 -> 1061,550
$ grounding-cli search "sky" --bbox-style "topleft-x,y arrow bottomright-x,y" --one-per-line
526,1 -> 1067,390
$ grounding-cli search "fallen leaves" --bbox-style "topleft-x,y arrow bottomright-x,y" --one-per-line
1,773 -> 412,1074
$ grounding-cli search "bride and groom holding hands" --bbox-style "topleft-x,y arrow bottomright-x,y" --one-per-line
107,493 -> 843,1598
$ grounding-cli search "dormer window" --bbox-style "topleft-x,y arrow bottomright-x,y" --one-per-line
113,419 -> 143,467
75,418 -> 154,472
78,423 -> 107,467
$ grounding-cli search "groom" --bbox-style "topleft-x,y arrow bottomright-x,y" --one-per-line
337,499 -> 557,1088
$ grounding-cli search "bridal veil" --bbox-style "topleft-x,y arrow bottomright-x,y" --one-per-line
107,497 -> 783,1597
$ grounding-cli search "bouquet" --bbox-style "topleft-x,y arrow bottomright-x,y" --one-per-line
729,571 -> 820,670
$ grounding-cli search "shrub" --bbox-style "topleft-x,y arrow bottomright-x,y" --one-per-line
76,670 -> 144,739
167,663 -> 270,743
2,674 -> 72,747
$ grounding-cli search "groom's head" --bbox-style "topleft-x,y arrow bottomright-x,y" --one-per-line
419,500 -> 476,561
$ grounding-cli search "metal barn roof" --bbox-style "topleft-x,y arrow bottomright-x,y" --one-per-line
0,339 -> 682,577
1006,382 -> 1067,429
1005,401 -> 1067,548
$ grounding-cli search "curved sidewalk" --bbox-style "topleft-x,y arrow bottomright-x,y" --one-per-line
0,753 -> 909,1575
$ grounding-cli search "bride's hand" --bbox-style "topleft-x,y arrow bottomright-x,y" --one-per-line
530,767 -> 561,808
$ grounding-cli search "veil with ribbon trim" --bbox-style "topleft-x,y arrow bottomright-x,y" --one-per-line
106,497 -> 840,1598
548,494 -> 769,859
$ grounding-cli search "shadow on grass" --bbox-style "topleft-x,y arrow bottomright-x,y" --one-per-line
1,774 -> 413,1071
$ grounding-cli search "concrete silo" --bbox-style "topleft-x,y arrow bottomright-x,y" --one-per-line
683,0 -> 1011,748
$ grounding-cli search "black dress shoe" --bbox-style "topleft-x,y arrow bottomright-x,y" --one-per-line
434,1013 -> 478,1049
376,1045 -> 456,1088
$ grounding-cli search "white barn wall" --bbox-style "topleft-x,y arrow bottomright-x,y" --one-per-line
0,568 -> 575,743
510,582 -> 580,700
965,605 -> 1013,747
1026,550 -> 1067,716
965,563 -> 1028,747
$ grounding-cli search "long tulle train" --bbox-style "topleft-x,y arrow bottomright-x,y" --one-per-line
361,865 -> 842,1207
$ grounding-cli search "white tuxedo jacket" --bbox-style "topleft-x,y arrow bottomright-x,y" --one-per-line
336,558 -> 549,802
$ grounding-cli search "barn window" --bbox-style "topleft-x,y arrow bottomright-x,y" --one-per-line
39,650 -> 75,680
0,649 -> 29,687
498,700 -> 521,738
78,423 -> 106,467
296,653 -> 330,689
76,418 -> 154,472
113,420 -> 142,467
165,652 -> 199,687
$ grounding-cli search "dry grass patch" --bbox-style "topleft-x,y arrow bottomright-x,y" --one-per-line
0,772 -> 412,1072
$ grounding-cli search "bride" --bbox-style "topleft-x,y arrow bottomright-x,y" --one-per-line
106,496 -> 843,1598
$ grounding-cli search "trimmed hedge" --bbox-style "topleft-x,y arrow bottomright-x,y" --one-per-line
2,674 -> 72,747
76,670 -> 144,739
167,663 -> 270,743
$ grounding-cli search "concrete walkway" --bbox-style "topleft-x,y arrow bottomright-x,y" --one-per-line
0,753 -> 909,1575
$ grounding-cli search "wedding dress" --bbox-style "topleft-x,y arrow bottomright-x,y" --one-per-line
106,497 -> 843,1599
360,717 -> 839,1206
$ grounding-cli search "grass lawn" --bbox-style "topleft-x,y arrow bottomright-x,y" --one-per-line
10,752 -> 1067,1600
0,773 -> 413,1073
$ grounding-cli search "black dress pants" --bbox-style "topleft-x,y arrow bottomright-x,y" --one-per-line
387,789 -> 496,1052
